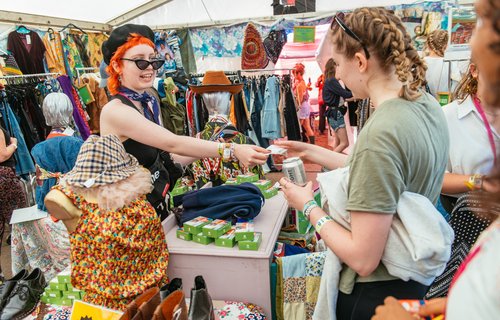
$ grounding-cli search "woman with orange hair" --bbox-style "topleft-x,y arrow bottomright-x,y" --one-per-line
293,63 -> 315,144
99,24 -> 269,218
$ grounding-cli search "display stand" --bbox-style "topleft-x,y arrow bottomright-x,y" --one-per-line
162,192 -> 288,318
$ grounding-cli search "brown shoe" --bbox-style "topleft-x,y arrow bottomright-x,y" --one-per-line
152,290 -> 188,320
120,287 -> 160,320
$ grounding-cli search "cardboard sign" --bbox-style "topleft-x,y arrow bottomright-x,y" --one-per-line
70,300 -> 123,320
293,26 -> 315,43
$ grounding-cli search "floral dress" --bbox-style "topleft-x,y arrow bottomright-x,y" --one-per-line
189,120 -> 263,189
53,186 -> 169,311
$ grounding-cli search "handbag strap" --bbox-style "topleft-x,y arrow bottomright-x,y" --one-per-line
472,95 -> 497,164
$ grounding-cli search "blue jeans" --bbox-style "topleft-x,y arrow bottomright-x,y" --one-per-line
327,110 -> 346,131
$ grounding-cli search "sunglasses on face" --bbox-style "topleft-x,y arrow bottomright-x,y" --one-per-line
331,12 -> 371,59
121,58 -> 165,70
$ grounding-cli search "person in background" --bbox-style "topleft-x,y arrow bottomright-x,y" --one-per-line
292,63 -> 315,144
322,58 -> 353,153
315,74 -> 326,134
424,29 -> 449,98
0,124 -> 26,283
277,7 -> 447,319
372,0 -> 500,318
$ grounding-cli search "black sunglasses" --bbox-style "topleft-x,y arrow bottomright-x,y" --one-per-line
331,12 -> 371,59
121,58 -> 165,70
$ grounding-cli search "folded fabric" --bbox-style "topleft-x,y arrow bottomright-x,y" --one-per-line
313,167 -> 454,320
180,182 -> 265,224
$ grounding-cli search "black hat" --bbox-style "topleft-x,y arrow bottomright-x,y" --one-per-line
102,24 -> 155,65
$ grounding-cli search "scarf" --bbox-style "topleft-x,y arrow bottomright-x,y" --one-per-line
119,87 -> 160,124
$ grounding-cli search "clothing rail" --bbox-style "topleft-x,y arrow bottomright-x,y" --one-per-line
189,71 -> 240,78
443,58 -> 470,94
0,72 -> 60,80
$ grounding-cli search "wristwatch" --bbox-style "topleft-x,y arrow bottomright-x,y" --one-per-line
466,174 -> 484,190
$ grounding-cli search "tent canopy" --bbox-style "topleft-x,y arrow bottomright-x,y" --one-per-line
0,0 -> 424,31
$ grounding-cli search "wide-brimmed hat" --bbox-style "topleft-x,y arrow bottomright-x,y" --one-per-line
102,24 -> 155,65
189,71 -> 243,94
64,135 -> 140,188
241,23 -> 269,70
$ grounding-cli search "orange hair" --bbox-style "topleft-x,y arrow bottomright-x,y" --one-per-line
293,63 -> 305,76
106,33 -> 155,95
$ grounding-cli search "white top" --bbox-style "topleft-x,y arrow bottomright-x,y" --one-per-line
424,56 -> 449,97
446,222 -> 500,320
442,96 -> 500,176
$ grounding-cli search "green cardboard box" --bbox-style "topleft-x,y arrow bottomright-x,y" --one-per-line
225,178 -> 239,185
45,289 -> 63,298
41,293 -> 50,304
49,281 -> 68,291
202,219 -> 231,238
215,228 -> 236,248
170,185 -> 189,207
238,232 -> 262,251
262,187 -> 278,199
63,291 -> 81,300
193,232 -> 214,245
252,179 -> 272,191
176,227 -> 193,241
184,217 -> 212,235
47,297 -> 63,305
236,173 -> 259,184
57,274 -> 71,284
61,298 -> 74,306
235,221 -> 255,241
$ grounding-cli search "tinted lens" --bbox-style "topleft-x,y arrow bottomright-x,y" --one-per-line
134,59 -> 150,70
151,60 -> 165,70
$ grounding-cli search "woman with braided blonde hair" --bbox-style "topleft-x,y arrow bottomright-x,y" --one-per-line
275,7 -> 449,319
424,29 -> 450,97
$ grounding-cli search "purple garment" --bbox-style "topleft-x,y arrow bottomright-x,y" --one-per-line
57,75 -> 91,140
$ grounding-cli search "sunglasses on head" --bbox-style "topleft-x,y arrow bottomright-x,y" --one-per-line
121,58 -> 165,70
331,12 -> 371,59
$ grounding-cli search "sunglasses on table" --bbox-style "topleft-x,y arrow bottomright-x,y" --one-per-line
121,58 -> 165,70
330,12 -> 371,59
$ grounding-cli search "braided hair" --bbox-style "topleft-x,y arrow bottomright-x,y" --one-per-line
331,7 -> 427,101
425,29 -> 449,57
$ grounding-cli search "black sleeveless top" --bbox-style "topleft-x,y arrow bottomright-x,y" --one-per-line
0,126 -> 15,168
112,94 -> 160,168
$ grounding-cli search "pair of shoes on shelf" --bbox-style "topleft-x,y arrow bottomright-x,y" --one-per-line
0,268 -> 46,320
120,276 -> 214,320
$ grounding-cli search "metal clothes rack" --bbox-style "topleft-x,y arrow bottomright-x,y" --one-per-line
443,57 -> 470,94
0,72 -> 60,80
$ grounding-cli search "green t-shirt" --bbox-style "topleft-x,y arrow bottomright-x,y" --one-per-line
340,92 -> 450,292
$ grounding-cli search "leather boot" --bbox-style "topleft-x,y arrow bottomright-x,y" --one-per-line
152,290 -> 188,320
308,136 -> 315,144
160,278 -> 182,301
0,269 -> 28,311
0,268 -> 46,320
120,287 -> 160,320
188,276 -> 215,320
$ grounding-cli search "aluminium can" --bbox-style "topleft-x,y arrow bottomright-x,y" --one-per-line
282,157 -> 307,186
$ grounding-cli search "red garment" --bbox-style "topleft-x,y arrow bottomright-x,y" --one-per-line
70,87 -> 91,134
7,31 -> 46,74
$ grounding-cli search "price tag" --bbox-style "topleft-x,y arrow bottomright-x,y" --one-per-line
26,34 -> 31,45
63,127 -> 75,136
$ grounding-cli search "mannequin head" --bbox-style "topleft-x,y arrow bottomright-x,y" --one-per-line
42,93 -> 73,127
202,92 -> 232,117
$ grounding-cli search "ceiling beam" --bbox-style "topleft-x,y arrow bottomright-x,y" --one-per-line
0,10 -> 112,32
149,10 -> 335,30
107,0 -> 173,27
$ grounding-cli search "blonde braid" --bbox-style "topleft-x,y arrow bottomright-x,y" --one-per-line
332,7 -> 425,101
426,29 -> 449,57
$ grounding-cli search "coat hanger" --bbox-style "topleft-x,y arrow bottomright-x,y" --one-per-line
47,27 -> 56,40
16,25 -> 31,34
60,23 -> 86,34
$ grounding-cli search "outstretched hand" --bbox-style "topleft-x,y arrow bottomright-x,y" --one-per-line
273,140 -> 309,160
234,144 -> 270,167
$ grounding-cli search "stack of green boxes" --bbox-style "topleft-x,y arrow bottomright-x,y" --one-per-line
177,217 -> 262,251
41,269 -> 84,306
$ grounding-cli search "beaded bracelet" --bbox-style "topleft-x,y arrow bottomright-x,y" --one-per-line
315,215 -> 333,234
302,200 -> 318,220
217,143 -> 224,157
